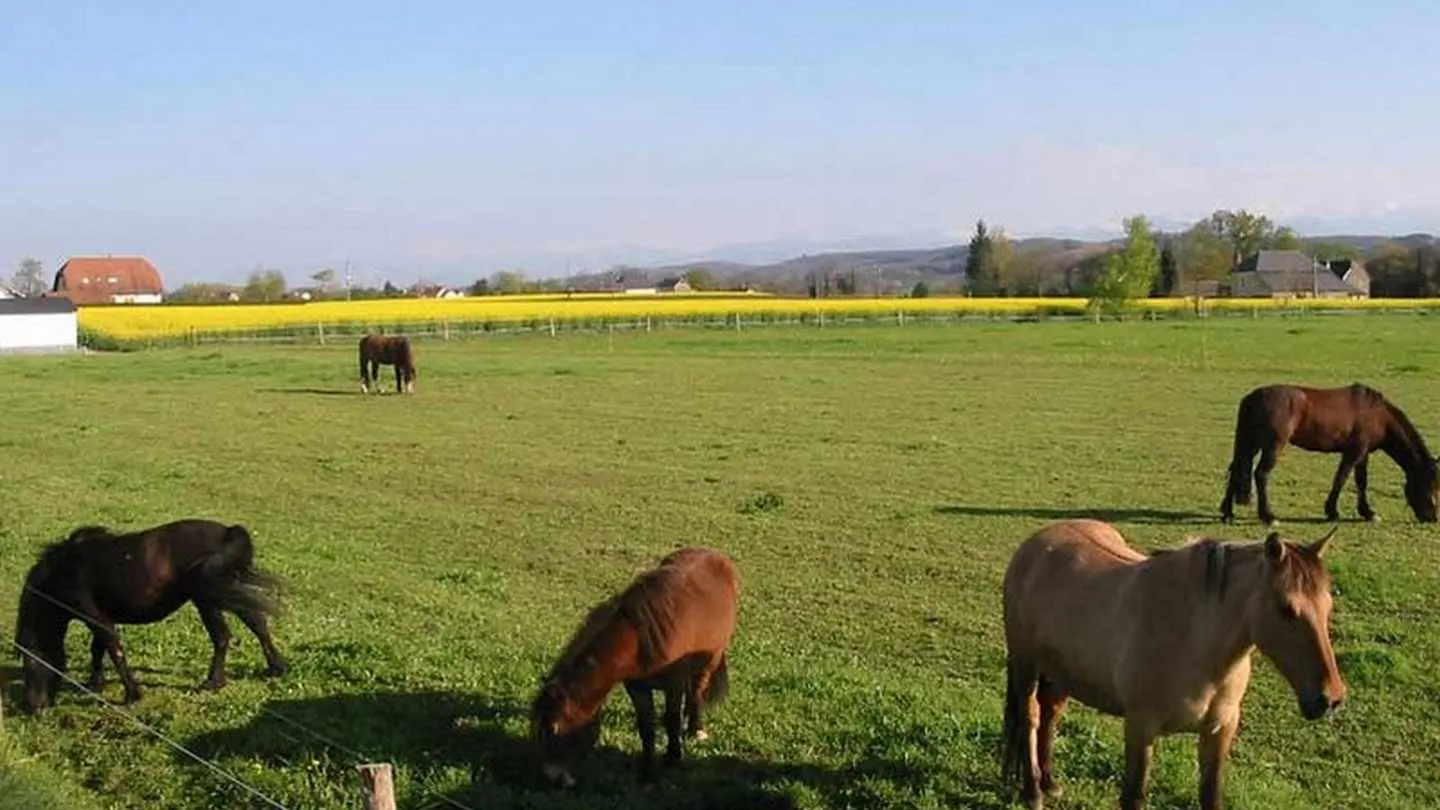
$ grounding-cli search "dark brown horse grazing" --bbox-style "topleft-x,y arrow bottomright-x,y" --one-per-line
359,333 -> 416,394
530,547 -> 739,785
1219,383 -> 1439,525
1001,519 -> 1346,810
14,519 -> 289,714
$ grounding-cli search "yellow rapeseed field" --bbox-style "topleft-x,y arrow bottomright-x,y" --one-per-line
78,293 -> 1440,342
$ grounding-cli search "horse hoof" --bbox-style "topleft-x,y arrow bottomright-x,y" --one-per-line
122,691 -> 143,705
199,678 -> 227,691
1363,513 -> 1380,523
692,729 -> 710,742
264,662 -> 289,678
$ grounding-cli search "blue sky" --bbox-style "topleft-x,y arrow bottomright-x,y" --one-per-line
4,1 -> 1438,286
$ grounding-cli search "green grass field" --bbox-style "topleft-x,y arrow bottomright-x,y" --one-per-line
3,315 -> 1440,810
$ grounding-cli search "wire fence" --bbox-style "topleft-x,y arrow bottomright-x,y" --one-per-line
2,582 -> 481,810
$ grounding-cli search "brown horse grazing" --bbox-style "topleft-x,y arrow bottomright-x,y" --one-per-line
15,519 -> 289,714
530,547 -> 739,785
358,333 -> 417,394
1219,382 -> 1439,525
1001,519 -> 1346,810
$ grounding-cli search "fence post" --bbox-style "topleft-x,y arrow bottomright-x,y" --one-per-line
734,313 -> 741,333
645,315 -> 651,333
317,322 -> 326,346
549,317 -> 557,337
357,763 -> 396,810
898,310 -> 905,327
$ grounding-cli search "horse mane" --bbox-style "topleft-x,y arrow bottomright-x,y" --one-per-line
1380,397 -> 1436,473
543,563 -> 686,686
1157,534 -> 1331,601
1154,537 -> 1232,599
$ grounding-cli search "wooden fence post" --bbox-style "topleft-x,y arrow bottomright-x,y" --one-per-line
317,322 -> 326,345
357,763 -> 396,810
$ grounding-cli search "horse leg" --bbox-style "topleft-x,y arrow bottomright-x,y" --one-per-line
624,682 -> 660,782
196,602 -> 233,690
1219,443 -> 1257,523
95,623 -> 143,703
88,633 -> 107,690
1355,455 -> 1377,522
232,606 -> 289,677
1198,715 -> 1239,810
1037,677 -> 1068,797
1120,721 -> 1156,810
1324,449 -> 1361,523
1254,445 -> 1282,525
661,678 -> 686,766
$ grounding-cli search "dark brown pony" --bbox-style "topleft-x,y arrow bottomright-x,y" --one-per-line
530,547 -> 739,785
14,519 -> 289,714
1220,383 -> 1439,525
359,333 -> 416,394
1001,519 -> 1346,810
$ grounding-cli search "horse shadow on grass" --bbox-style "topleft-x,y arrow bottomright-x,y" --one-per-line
255,387 -> 361,397
934,504 -> 1216,525
183,689 -> 983,810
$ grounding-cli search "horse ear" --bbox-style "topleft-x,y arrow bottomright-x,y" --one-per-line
1309,525 -> 1338,558
1264,532 -> 1287,563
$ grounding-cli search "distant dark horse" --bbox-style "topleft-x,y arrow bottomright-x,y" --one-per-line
359,333 -> 416,394
14,519 -> 289,713
1219,383 -> 1440,525
530,547 -> 739,785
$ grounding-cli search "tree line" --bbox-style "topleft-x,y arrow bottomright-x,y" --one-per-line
963,209 -> 1440,300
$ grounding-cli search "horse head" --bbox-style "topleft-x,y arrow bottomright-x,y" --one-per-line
529,677 -> 603,787
1250,527 -> 1347,721
1403,460 -> 1440,523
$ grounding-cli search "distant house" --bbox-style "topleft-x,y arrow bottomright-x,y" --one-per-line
1327,259 -> 1371,297
0,297 -> 78,353
48,256 -> 165,305
1226,250 -> 1366,299
655,277 -> 693,294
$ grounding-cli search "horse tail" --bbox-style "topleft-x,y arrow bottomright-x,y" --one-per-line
199,525 -> 282,620
702,653 -> 729,706
1000,655 -> 1036,790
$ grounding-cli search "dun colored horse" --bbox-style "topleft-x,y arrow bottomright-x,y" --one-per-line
1219,382 -> 1439,524
15,519 -> 289,714
530,547 -> 739,785
359,333 -> 417,394
1001,519 -> 1345,810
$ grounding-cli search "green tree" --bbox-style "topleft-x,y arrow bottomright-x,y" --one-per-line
910,280 -> 930,298
489,270 -> 527,295
991,227 -> 1016,295
311,268 -> 337,292
1156,240 -> 1178,296
683,268 -> 716,291
1271,226 -> 1301,251
965,219 -> 998,296
1089,215 -> 1159,314
241,269 -> 287,302
1176,222 -> 1233,292
10,257 -> 46,297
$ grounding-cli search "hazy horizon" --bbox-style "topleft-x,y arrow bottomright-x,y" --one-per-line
6,1 -> 1439,287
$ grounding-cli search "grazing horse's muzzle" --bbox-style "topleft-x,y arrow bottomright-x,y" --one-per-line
1300,689 -> 1344,720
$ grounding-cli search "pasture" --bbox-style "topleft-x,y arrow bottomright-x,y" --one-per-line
3,315 -> 1440,810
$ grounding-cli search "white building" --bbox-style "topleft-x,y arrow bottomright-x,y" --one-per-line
0,298 -> 79,353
